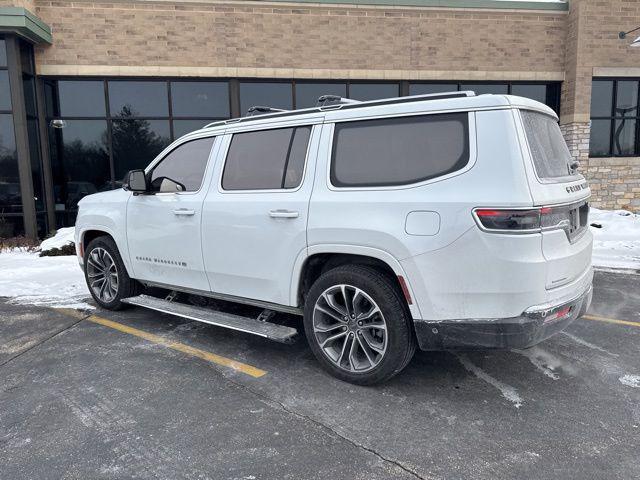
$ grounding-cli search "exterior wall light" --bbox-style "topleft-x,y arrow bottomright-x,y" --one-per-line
50,119 -> 67,128
619,27 -> 640,47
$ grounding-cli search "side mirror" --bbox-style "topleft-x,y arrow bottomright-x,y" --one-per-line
124,169 -> 148,193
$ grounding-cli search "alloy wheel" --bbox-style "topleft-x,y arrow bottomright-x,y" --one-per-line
312,284 -> 388,373
86,247 -> 119,303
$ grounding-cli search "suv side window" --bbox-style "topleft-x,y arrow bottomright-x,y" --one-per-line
330,113 -> 469,187
222,126 -> 311,191
149,136 -> 215,192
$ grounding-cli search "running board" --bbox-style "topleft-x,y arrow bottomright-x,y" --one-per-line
121,294 -> 298,343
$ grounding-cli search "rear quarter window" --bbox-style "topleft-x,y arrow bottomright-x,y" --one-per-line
330,112 -> 470,187
521,110 -> 577,180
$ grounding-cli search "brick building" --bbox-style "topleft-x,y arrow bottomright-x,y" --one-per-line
0,0 -> 638,238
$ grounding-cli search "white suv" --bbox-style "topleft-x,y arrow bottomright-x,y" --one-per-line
75,92 -> 593,385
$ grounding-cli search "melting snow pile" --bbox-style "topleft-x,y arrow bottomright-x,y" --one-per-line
0,227 -> 93,309
590,208 -> 640,271
39,226 -> 75,253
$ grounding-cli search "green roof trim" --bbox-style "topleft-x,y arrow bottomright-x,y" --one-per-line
257,0 -> 568,10
0,7 -> 52,45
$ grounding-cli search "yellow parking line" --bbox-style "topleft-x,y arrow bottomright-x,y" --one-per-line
582,314 -> 640,329
58,309 -> 267,378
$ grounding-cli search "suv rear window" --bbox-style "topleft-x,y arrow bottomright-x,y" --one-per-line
330,113 -> 469,187
521,110 -> 576,179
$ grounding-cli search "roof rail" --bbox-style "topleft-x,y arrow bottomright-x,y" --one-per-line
316,95 -> 361,107
201,90 -> 476,130
247,105 -> 288,116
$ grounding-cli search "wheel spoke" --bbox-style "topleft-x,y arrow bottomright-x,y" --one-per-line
341,285 -> 353,317
320,331 -> 347,348
359,320 -> 386,331
348,334 -> 359,371
314,322 -> 345,333
361,331 -> 385,354
315,303 -> 346,323
323,292 -> 347,317
357,334 -> 375,367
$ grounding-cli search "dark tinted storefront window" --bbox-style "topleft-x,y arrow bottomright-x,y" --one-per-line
171,81 -> 229,118
173,119 -> 210,138
49,120 -> 109,219
296,82 -> 347,108
109,81 -> 169,117
462,83 -> 508,95
409,83 -> 457,96
0,40 -> 7,67
349,83 -> 399,101
511,84 -> 547,104
58,81 -> 106,117
0,71 -> 11,110
590,79 -> 640,157
112,119 -> 170,179
0,113 -> 20,213
240,82 -> 292,115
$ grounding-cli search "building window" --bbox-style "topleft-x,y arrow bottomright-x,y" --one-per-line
409,81 -> 561,113
590,79 -> 640,157
45,78 -> 232,225
240,81 -> 293,116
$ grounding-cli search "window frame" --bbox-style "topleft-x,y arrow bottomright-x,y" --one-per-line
326,110 -> 476,191
219,123 -> 316,194
145,133 -> 217,195
589,78 -> 640,158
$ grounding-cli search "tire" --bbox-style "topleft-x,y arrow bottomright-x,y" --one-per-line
303,265 -> 416,385
84,235 -> 140,310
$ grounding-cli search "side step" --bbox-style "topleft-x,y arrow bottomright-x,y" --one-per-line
121,294 -> 298,344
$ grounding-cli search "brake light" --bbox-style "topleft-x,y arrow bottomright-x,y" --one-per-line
474,208 -> 542,231
473,204 -> 585,234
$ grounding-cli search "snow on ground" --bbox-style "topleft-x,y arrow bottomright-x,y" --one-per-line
0,227 -> 92,309
40,226 -> 75,252
590,208 -> 640,271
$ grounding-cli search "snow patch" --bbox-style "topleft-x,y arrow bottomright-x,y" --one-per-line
560,331 -> 617,357
456,353 -> 523,408
0,251 -> 93,309
619,374 -> 640,388
590,208 -> 640,271
40,227 -> 75,252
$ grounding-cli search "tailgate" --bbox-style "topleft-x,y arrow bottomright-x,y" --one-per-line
517,108 -> 593,289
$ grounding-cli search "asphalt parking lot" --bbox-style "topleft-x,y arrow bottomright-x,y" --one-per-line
1,270 -> 639,480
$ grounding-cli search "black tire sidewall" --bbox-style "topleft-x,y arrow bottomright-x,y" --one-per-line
303,265 -> 414,385
84,236 -> 135,310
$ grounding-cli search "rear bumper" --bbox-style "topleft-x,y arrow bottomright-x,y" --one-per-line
414,283 -> 593,351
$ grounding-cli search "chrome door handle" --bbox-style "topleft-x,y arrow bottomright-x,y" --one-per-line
173,209 -> 195,216
269,209 -> 299,219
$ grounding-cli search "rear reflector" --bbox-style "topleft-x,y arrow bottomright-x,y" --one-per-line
543,306 -> 572,324
397,275 -> 413,305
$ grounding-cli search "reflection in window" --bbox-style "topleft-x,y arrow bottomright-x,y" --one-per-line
511,84 -> 547,104
296,83 -> 347,108
588,119 -> 611,158
0,114 -> 20,213
239,82 -> 292,115
589,78 -> 640,157
112,119 -> 170,180
409,83 -> 457,96
173,119 -> 212,138
590,81 -> 613,117
0,71 -> 11,111
462,83 -> 508,95
58,81 -> 106,117
50,120 -> 109,213
349,83 -> 399,101
109,81 -> 169,117
27,119 -> 45,211
171,82 -> 229,118
0,40 -> 7,68
613,119 -> 636,156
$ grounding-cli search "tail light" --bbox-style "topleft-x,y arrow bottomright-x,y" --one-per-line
473,203 -> 588,236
